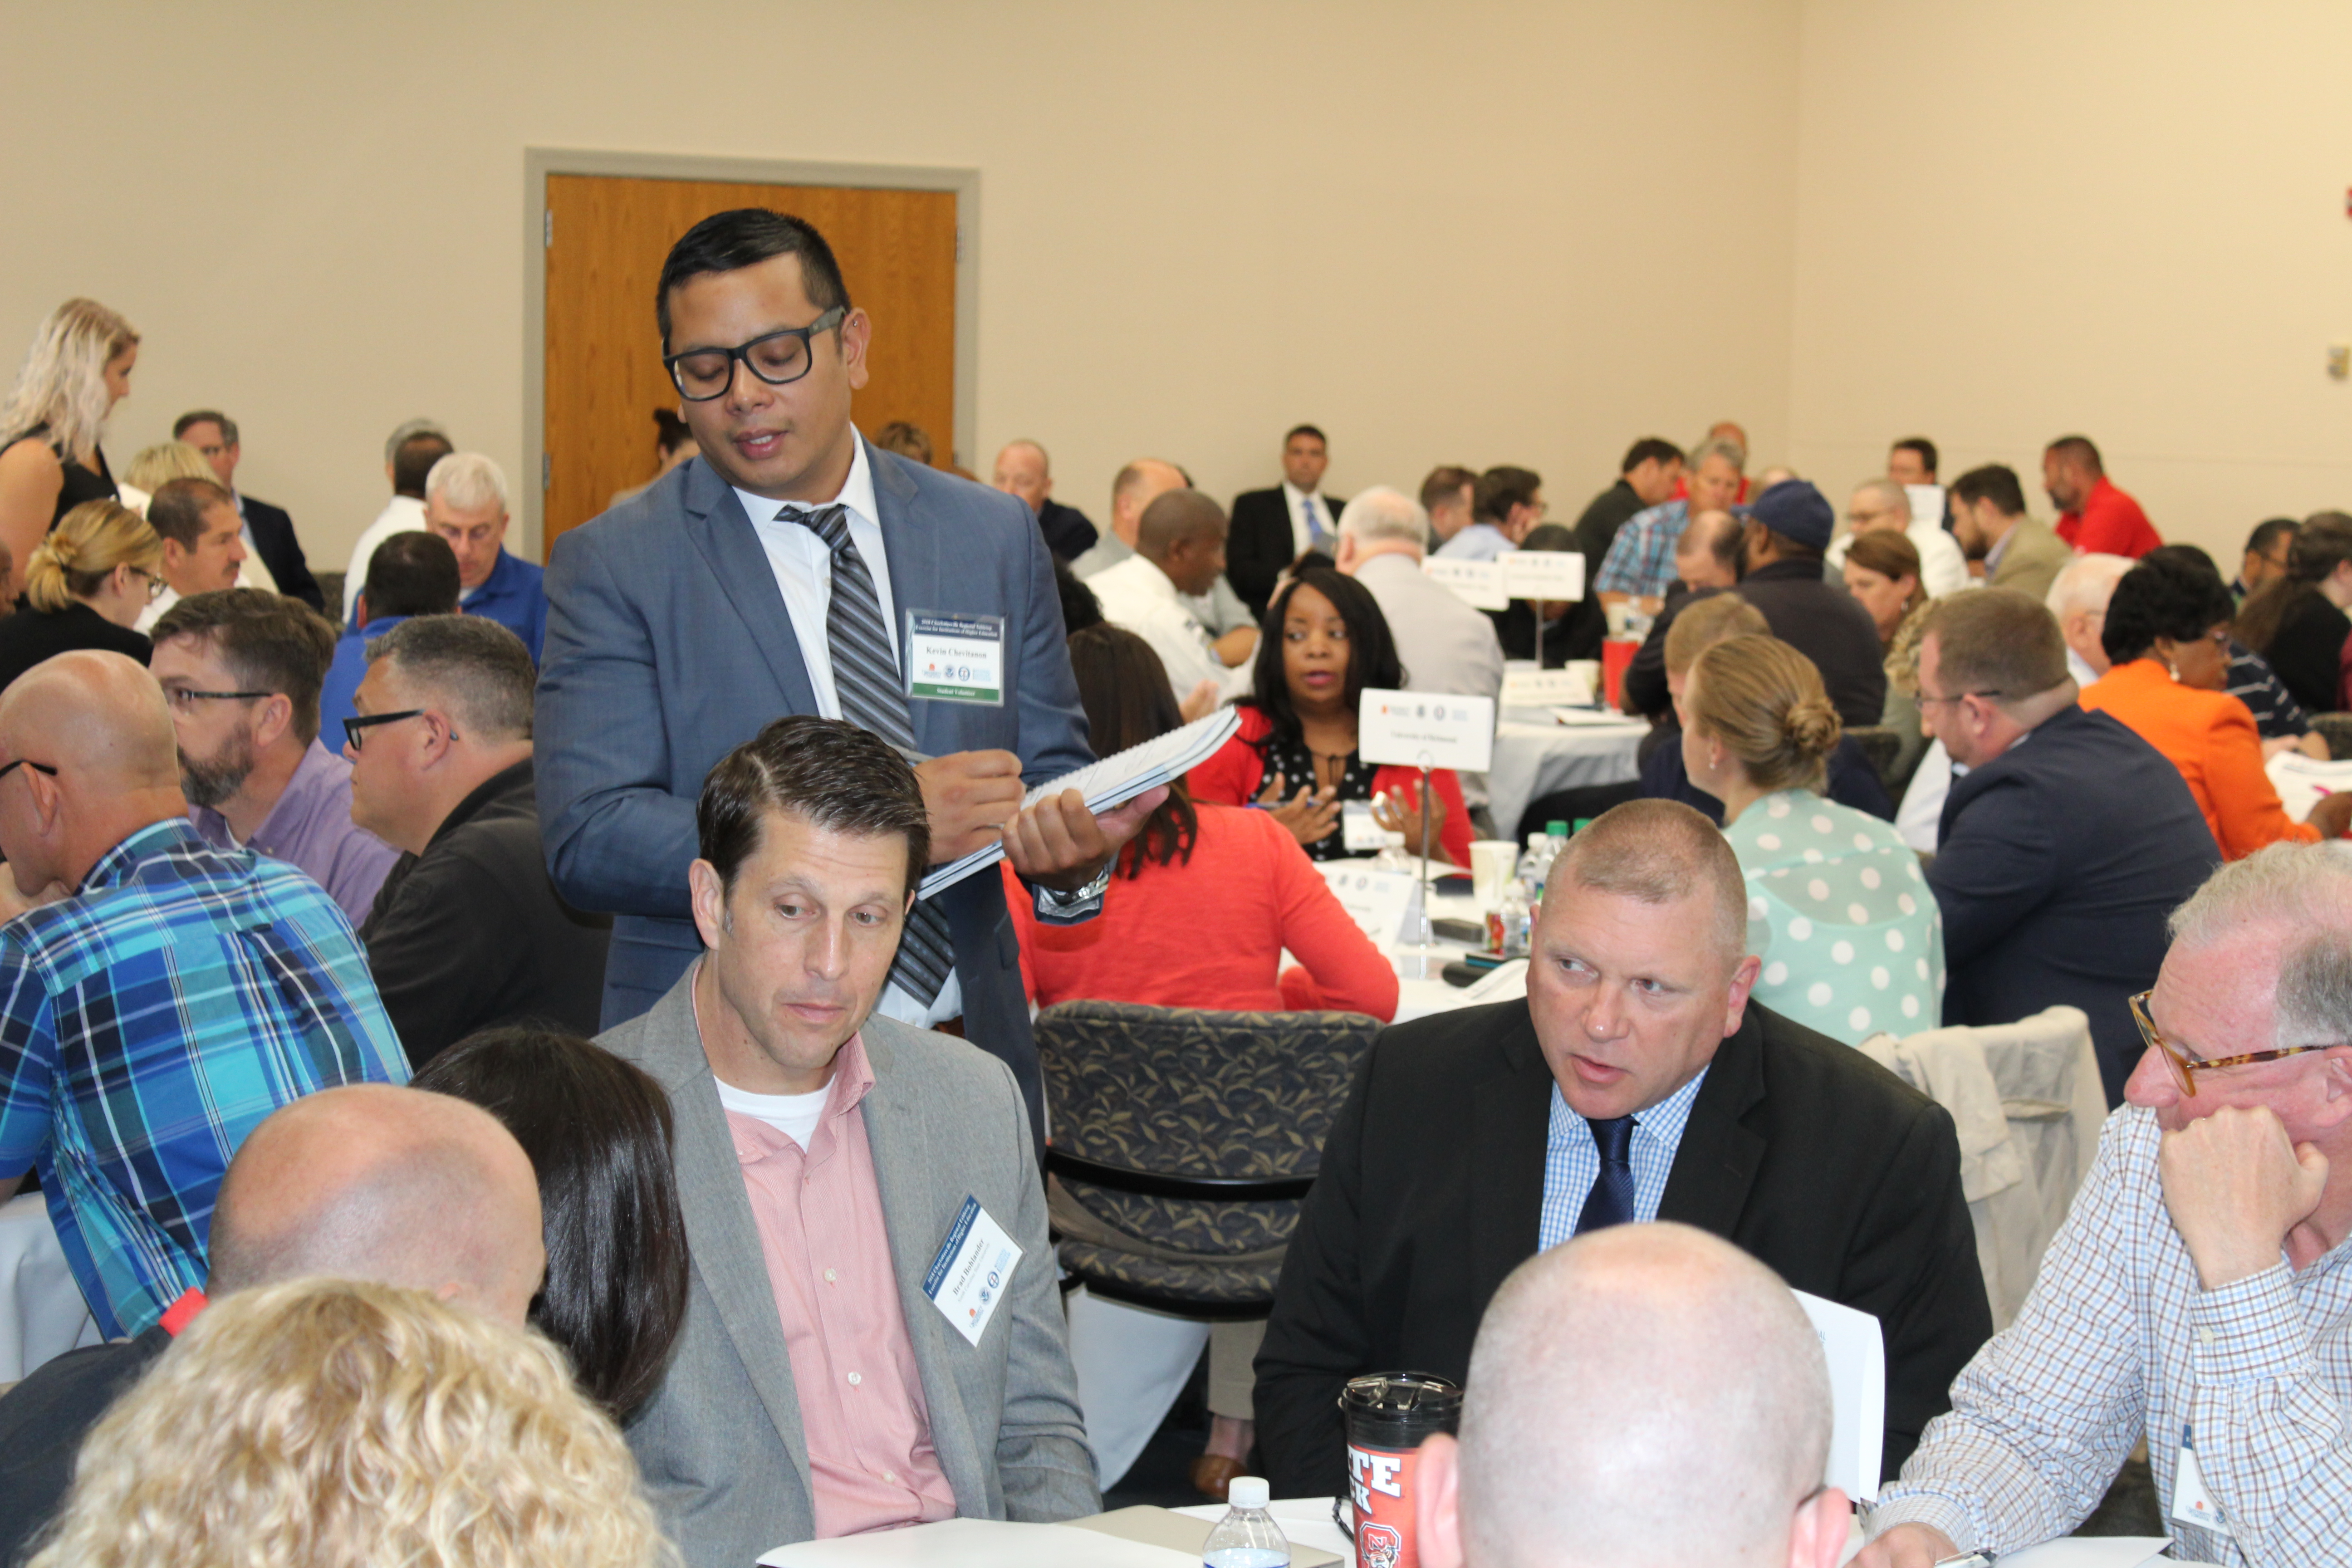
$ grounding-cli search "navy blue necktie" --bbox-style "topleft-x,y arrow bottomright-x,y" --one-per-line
1574,1116 -> 1637,1235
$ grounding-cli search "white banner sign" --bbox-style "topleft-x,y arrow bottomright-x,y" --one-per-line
1499,549 -> 1585,602
1358,689 -> 1497,772
1421,556 -> 1509,610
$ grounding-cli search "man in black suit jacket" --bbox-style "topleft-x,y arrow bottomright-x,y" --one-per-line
1254,799 -> 1989,1499
1228,424 -> 1344,617
173,409 -> 325,611
1917,590 -> 2221,1104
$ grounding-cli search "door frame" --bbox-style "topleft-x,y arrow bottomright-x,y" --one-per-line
521,147 -> 981,558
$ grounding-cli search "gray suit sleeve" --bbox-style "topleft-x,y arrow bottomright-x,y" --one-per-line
535,527 -> 698,919
991,1062 -> 1102,1520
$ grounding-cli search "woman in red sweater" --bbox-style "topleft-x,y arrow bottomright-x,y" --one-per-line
1005,624 -> 1396,1018
1186,568 -> 1474,866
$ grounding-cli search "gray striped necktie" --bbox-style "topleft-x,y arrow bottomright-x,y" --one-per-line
790,503 -> 955,1007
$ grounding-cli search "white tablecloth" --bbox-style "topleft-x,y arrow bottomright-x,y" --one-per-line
1484,705 -> 1649,841
0,1191 -> 99,1382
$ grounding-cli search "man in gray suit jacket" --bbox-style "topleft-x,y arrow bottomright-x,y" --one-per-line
601,716 -> 1098,1561
540,209 -> 1153,1138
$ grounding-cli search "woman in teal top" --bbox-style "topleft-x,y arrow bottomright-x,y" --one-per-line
1683,634 -> 1943,1044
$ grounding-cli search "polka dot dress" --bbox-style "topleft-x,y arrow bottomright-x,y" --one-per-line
1725,789 -> 1945,1046
1258,730 -> 1381,862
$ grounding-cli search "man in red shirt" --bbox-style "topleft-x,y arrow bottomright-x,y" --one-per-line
2043,435 -> 2160,557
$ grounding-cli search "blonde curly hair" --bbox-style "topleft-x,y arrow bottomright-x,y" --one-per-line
26,1277 -> 671,1568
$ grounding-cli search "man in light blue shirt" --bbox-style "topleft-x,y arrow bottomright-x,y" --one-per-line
1433,465 -> 1545,562
1255,797 -> 1989,1497
424,452 -> 549,662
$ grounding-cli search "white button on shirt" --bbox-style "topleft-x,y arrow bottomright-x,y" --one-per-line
729,439 -> 961,1028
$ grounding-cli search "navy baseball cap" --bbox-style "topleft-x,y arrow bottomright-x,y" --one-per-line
1732,479 -> 1835,551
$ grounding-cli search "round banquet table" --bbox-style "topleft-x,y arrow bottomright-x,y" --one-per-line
1483,705 -> 1650,845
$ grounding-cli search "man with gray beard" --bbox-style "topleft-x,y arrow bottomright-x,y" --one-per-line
147,589 -> 397,926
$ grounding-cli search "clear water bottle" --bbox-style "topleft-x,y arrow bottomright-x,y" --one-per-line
1496,880 -> 1532,958
1201,1475 -> 1290,1567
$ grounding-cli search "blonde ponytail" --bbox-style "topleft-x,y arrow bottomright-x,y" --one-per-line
24,500 -> 161,613
1687,634 -> 1842,794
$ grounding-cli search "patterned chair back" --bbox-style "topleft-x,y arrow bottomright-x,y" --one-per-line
1037,1000 -> 1380,1268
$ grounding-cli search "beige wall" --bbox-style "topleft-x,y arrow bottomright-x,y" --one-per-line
1788,0 -> 2352,564
0,1 -> 1801,569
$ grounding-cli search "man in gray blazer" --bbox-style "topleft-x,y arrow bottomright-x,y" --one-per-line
601,716 -> 1098,1561
540,208 -> 1152,1139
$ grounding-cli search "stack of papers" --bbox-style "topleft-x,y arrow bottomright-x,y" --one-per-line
918,708 -> 1242,898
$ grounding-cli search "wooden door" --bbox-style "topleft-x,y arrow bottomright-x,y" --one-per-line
542,174 -> 958,556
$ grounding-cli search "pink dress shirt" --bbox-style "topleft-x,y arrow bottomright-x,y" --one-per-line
724,1032 -> 958,1538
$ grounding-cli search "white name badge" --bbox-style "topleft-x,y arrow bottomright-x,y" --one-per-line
1500,666 -> 1593,708
923,1195 -> 1023,1347
1421,556 -> 1509,611
1318,862 -> 1422,948
2172,1426 -> 2232,1539
1358,688 -> 1497,773
906,612 -> 1005,706
1499,549 -> 1585,602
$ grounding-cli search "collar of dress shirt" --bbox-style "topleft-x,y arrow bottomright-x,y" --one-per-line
725,1031 -> 878,1168
1546,1065 -> 1710,1157
733,433 -> 878,535
1281,480 -> 1323,511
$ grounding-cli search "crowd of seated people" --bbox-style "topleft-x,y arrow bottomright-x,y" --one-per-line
10,213 -> 2352,1568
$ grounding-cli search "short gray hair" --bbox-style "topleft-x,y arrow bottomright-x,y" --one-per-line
425,452 -> 509,515
1689,436 -> 1745,475
366,615 -> 535,740
2045,552 -> 2133,620
2170,844 -> 2352,1048
1852,477 -> 1911,523
383,417 -> 447,466
1336,485 -> 1429,551
1551,799 -> 1747,959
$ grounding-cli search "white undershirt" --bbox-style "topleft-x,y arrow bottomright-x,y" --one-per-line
728,438 -> 959,1029
715,1076 -> 832,1151
1281,480 -> 1336,559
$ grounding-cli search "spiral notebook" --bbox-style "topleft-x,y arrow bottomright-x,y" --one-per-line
917,706 -> 1241,899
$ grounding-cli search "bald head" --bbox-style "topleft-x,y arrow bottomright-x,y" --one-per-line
1111,458 -> 1188,544
208,1084 -> 545,1325
1453,1225 -> 1833,1568
0,652 -> 187,894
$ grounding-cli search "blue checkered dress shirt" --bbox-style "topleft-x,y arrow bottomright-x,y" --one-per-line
0,819 -> 408,1336
1536,1066 -> 1709,1249
1592,498 -> 1690,599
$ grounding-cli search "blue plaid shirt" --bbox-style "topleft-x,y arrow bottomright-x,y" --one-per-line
0,819 -> 407,1336
1536,1066 -> 1709,1249
1593,499 -> 1690,599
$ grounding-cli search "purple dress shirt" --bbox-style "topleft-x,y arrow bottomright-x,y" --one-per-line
189,739 -> 398,928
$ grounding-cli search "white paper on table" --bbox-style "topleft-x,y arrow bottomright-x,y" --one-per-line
1500,548 -> 1584,601
1460,958 -> 1529,1003
1836,1527 -> 2171,1567
1550,706 -> 1643,728
1318,862 -> 1423,948
2264,751 -> 2352,823
760,1517 -> 1198,1567
919,707 -> 1239,897
1358,689 -> 1497,772
1501,666 -> 1593,707
1422,555 -> 1509,610
1792,1288 -> 1883,1503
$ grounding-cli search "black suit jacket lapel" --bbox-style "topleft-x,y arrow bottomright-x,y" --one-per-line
680,460 -> 821,715
1656,1011 -> 1769,1235
1469,1003 -> 1551,1304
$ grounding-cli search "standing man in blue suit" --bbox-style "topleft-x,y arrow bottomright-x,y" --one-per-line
537,209 -> 1154,1137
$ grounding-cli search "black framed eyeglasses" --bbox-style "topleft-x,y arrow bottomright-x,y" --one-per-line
163,687 -> 270,712
0,758 -> 58,783
663,307 -> 848,401
1917,688 -> 2003,710
343,710 -> 450,750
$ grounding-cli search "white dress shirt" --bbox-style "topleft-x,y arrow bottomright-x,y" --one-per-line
1281,481 -> 1338,559
730,439 -> 958,1028
230,492 -> 280,593
343,495 -> 428,623
1089,554 -> 1250,705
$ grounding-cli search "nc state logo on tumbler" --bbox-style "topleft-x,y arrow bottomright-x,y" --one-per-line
1338,1372 -> 1461,1568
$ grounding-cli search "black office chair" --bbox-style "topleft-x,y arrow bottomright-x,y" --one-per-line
1036,1000 -> 1380,1318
